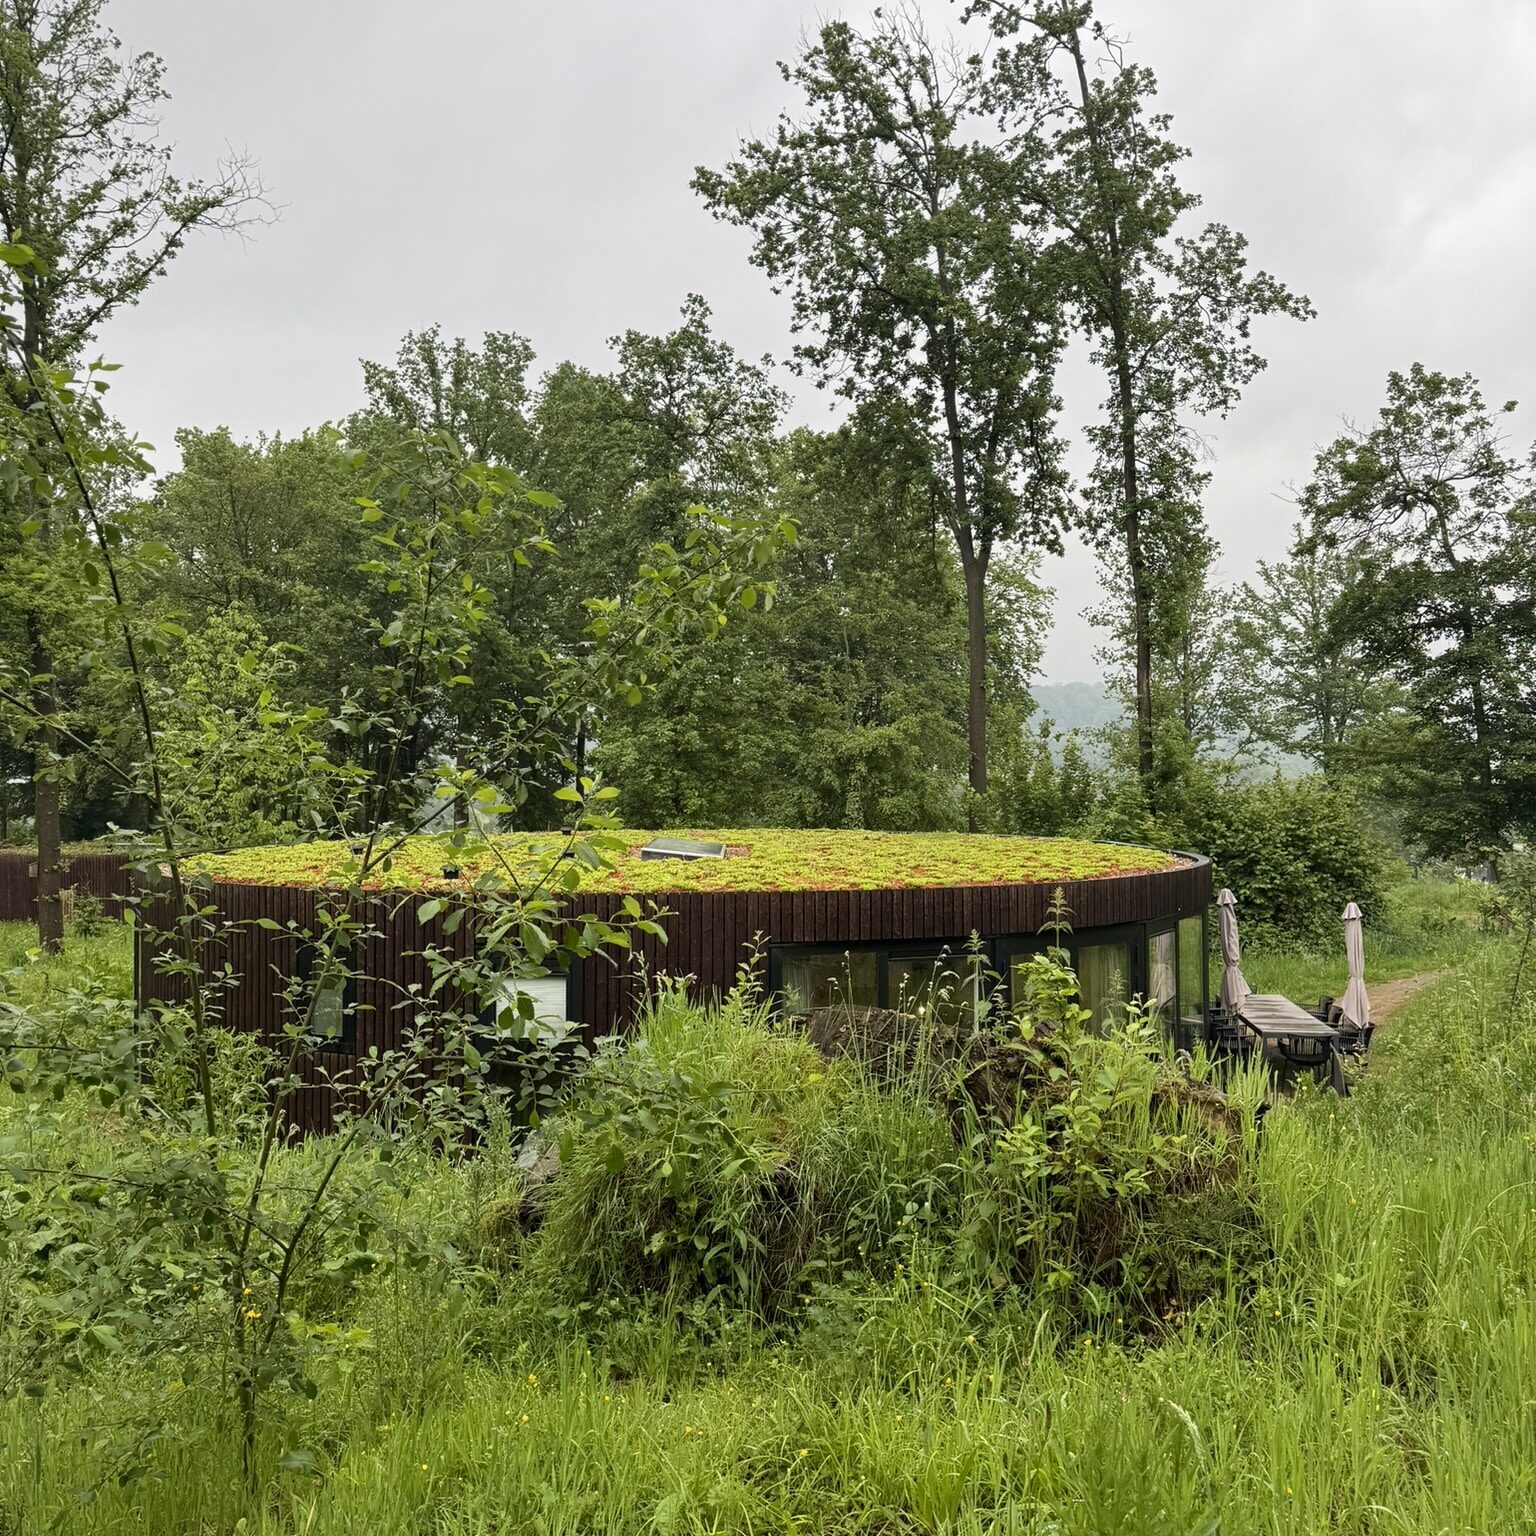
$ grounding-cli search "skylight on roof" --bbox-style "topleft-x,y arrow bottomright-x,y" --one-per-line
639,837 -> 727,862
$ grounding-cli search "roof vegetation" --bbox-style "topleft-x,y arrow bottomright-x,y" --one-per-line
190,829 -> 1184,895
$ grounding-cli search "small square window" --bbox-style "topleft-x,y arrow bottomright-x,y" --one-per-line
486,974 -> 571,1039
298,942 -> 356,1055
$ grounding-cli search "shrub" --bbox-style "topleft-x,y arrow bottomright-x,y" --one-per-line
505,954 -> 1265,1333
516,982 -> 952,1318
1176,770 -> 1388,947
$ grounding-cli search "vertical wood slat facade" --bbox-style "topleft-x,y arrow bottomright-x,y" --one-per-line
135,857 -> 1211,1137
0,850 -> 137,923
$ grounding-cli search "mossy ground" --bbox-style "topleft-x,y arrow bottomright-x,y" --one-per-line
191,828 -> 1183,895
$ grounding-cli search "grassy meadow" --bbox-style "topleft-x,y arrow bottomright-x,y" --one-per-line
2,878 -> 1534,1534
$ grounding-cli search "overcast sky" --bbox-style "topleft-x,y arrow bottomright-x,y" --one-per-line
104,0 -> 1536,684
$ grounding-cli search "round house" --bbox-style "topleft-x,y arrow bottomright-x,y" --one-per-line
136,830 -> 1211,1134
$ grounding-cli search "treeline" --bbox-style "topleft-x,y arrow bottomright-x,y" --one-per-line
2,0 -> 1534,924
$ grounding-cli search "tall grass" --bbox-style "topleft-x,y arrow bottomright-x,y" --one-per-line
3,894 -> 1534,1533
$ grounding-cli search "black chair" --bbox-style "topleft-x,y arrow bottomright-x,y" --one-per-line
1204,1006 -> 1252,1061
1334,1013 -> 1373,1057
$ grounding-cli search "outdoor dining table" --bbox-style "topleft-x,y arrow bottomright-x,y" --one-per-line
1234,994 -> 1343,1087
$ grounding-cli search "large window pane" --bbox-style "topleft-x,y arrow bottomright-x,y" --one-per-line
884,952 -> 982,1028
1149,929 -> 1177,1019
781,950 -> 877,1017
1076,942 -> 1131,1031
1178,914 -> 1205,1025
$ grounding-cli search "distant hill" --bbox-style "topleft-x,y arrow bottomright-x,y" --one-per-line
1029,682 -> 1313,778
1029,682 -> 1123,736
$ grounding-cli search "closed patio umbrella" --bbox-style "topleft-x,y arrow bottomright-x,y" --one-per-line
1340,901 -> 1371,1031
1216,888 -> 1250,1012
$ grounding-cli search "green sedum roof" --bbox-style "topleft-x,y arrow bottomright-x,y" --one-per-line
191,829 -> 1184,896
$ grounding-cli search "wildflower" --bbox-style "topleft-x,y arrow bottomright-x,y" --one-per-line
243,1308 -> 261,1321
797,1448 -> 808,1459
684,1425 -> 695,1435
241,1286 -> 252,1296
420,1462 -> 429,1473
1285,1486 -> 1293,1497
527,1372 -> 538,1386
965,1334 -> 976,1346
519,1414 -> 529,1424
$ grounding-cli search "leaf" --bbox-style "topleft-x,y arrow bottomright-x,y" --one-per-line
415,900 -> 443,924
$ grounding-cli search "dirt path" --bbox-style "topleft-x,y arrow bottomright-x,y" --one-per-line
1370,971 -> 1448,1033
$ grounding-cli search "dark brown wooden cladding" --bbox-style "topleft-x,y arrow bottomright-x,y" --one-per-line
0,850 -> 137,923
134,856 -> 1210,1136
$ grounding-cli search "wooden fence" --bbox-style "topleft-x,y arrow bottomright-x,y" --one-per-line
0,850 -> 138,924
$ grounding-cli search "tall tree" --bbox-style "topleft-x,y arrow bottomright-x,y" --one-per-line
695,11 -> 1069,828
1229,543 -> 1377,776
975,0 -> 1311,786
594,421 -> 1038,829
1300,365 -> 1536,863
359,325 -> 536,467
0,0 -> 260,946
136,428 -> 379,714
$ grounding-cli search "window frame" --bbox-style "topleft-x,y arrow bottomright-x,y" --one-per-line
769,938 -> 995,1017
476,969 -> 577,1040
1175,909 -> 1209,1027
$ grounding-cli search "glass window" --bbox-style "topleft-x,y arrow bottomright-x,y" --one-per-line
884,952 -> 982,1028
1149,929 -> 1177,1019
489,974 -> 570,1038
1076,942 -> 1132,1031
781,950 -> 877,1017
300,943 -> 355,1054
1177,914 -> 1205,1026
313,976 -> 347,1041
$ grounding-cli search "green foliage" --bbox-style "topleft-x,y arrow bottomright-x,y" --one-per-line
517,952 -> 1262,1331
0,338 -> 793,1494
973,0 -> 1312,785
136,428 -> 380,722
695,10 -> 1071,813
985,717 -> 1106,836
0,902 -> 1530,1534
1230,543 -> 1382,774
1178,770 -> 1388,947
594,423 -> 1030,831
1301,364 -> 1536,859
521,985 -> 943,1317
155,606 -> 334,849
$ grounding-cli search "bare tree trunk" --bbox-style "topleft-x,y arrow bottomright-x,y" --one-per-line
18,291 -> 65,951
1118,370 -> 1154,784
962,549 -> 989,830
29,613 -> 64,952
